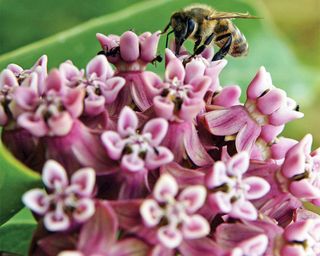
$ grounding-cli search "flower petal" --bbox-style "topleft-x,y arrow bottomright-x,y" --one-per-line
178,186 -> 207,213
235,121 -> 261,152
101,76 -> 125,104
153,96 -> 174,120
140,199 -> 163,227
227,151 -> 250,176
0,69 -> 18,87
118,106 -> 138,137
230,200 -> 257,220
153,173 -> 178,202
208,192 -> 232,213
17,112 -> 48,137
140,31 -> 161,62
120,31 -> 140,62
239,234 -> 268,256
45,69 -> 63,92
63,88 -> 85,118
142,118 -> 168,146
205,162 -> 228,188
73,198 -> 95,223
165,59 -> 185,82
158,226 -> 183,249
243,177 -> 270,200
42,160 -> 68,189
108,238 -> 151,256
181,215 -> 210,239
48,112 -> 74,136
22,189 -> 49,215
86,55 -> 113,80
247,66 -> 272,100
121,153 -> 145,172
101,131 -> 125,160
145,146 -> 174,170
44,211 -> 70,231
71,168 -> 96,196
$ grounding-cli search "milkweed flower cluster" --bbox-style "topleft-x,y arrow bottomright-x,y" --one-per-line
0,29 -> 319,256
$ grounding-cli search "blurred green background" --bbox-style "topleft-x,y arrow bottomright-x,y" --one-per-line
0,1 -> 319,253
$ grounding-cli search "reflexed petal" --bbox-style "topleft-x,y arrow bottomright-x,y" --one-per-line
101,131 -> 125,160
289,179 -> 320,199
281,245 -> 305,256
101,77 -> 125,104
142,118 -> 168,146
42,160 -> 68,189
181,215 -> 210,239
22,189 -> 49,215
243,177 -> 270,200
179,99 -> 204,122
120,31 -> 140,62
239,234 -> 268,256
71,168 -> 96,196
158,226 -> 183,249
178,186 -> 207,213
284,220 -> 310,241
73,198 -> 95,222
118,106 -> 138,136
109,238 -> 151,256
78,201 -> 118,253
44,211 -> 70,231
165,59 -> 185,82
140,199 -> 163,227
205,162 -> 228,188
141,71 -> 163,95
153,96 -> 174,120
17,112 -> 48,137
48,112 -> 74,136
227,152 -> 249,176
203,106 -> 248,136
121,153 -> 145,172
236,121 -> 261,152
145,146 -> 174,170
230,200 -> 257,220
154,173 -> 178,202
86,55 -> 113,80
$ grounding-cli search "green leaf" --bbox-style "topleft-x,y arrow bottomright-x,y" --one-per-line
0,208 -> 36,255
0,135 -> 41,226
0,0 -> 317,101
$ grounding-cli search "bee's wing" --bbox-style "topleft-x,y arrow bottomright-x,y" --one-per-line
208,11 -> 260,20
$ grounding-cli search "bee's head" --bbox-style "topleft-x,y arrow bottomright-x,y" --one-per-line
170,12 -> 195,54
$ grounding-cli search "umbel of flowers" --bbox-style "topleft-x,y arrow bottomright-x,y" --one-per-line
1,29 -> 319,256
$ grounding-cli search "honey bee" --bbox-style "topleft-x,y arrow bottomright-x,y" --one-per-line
162,4 -> 259,61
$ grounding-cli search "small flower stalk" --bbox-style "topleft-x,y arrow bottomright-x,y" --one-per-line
0,28 -> 317,255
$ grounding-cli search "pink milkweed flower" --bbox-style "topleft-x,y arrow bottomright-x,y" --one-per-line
101,106 -> 173,198
96,31 -> 163,113
96,31 -> 161,72
15,69 -> 85,137
59,55 -> 125,119
281,219 -> 320,256
22,160 -> 96,231
57,201 -> 150,256
280,134 -> 320,206
140,173 -> 210,249
205,152 -> 270,220
7,55 -> 48,94
202,67 -> 303,153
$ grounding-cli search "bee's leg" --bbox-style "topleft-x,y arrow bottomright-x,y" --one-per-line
212,33 -> 232,61
193,33 -> 215,56
165,30 -> 174,48
193,37 -> 202,52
